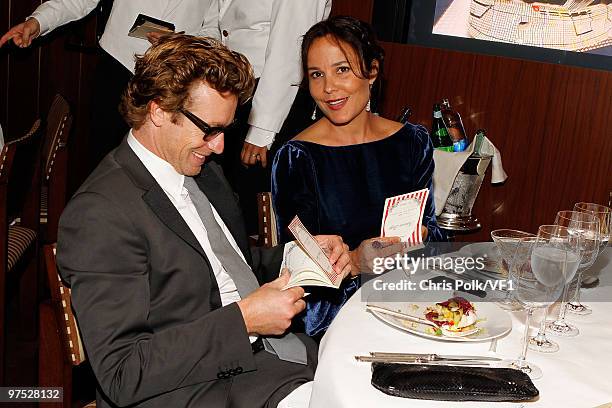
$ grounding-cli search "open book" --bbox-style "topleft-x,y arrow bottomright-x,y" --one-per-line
281,216 -> 343,290
128,14 -> 175,40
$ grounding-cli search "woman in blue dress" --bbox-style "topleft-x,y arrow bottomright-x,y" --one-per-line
272,16 -> 446,338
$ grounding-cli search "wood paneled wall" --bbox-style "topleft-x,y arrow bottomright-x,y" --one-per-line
332,1 -> 612,242
1,0 -> 42,137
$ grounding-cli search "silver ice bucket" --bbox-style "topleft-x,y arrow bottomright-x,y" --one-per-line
437,154 -> 492,231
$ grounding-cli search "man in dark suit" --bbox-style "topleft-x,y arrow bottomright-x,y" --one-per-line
57,35 -> 351,408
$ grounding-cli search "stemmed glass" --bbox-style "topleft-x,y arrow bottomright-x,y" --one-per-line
490,229 -> 535,311
528,305 -> 558,353
568,202 -> 612,315
508,226 -> 581,379
547,211 -> 599,337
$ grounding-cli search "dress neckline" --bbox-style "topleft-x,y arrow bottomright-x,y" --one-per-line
291,122 -> 410,149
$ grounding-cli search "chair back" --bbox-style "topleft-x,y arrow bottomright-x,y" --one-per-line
41,95 -> 72,242
44,244 -> 86,366
0,119 -> 42,385
257,192 -> 278,248
0,120 -> 42,267
40,244 -> 94,407
43,94 -> 72,181
0,120 -> 43,229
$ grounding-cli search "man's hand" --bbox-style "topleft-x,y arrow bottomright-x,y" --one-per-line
241,141 -> 268,167
238,271 -> 305,336
350,236 -> 407,275
314,235 -> 351,279
0,18 -> 41,48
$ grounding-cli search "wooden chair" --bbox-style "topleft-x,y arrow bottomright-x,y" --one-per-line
0,119 -> 42,384
257,192 -> 278,248
40,244 -> 96,407
40,94 -> 72,243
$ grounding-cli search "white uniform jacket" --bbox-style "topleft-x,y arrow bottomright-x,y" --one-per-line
30,0 -> 214,72
201,0 -> 332,146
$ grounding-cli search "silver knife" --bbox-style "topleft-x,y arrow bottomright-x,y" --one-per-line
355,355 -> 492,366
370,352 -> 503,361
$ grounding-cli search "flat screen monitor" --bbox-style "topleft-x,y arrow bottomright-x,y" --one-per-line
372,0 -> 612,71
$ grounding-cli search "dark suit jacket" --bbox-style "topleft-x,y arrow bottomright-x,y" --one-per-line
57,140 -> 306,407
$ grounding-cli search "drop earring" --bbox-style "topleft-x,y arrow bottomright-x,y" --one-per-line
365,99 -> 371,112
311,105 -> 317,121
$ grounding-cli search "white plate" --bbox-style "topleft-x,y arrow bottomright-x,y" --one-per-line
367,300 -> 512,342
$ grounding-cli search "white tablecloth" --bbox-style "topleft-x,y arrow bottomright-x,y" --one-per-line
310,247 -> 612,408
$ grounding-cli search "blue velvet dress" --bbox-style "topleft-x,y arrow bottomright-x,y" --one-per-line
271,122 -> 446,336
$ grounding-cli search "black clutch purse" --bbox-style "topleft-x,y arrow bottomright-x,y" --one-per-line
371,363 -> 539,402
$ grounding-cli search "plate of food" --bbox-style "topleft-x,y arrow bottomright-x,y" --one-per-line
366,296 -> 512,342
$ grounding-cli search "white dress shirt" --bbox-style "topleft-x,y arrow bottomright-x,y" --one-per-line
201,0 -> 332,147
30,0 -> 214,73
126,132 -> 244,307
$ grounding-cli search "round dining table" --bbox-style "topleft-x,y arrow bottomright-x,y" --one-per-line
310,246 -> 612,408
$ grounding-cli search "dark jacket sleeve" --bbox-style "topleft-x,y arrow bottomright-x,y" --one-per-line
410,125 -> 447,242
249,244 -> 285,285
271,142 -> 321,243
57,192 -> 256,407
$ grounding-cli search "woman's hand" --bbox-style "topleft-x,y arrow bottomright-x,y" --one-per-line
421,225 -> 428,241
314,235 -> 351,279
349,236 -> 407,276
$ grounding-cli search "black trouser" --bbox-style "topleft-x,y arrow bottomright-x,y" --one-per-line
88,49 -> 132,172
219,85 -> 315,235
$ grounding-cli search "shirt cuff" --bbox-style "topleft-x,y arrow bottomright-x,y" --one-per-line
28,13 -> 49,37
245,125 -> 276,149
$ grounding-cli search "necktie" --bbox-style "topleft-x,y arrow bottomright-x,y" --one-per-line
183,177 -> 307,364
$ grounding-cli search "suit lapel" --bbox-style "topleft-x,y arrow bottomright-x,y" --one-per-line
114,141 -> 207,260
142,186 -> 209,259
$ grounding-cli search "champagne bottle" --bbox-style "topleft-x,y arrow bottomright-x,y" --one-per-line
460,129 -> 487,175
473,129 -> 486,155
431,103 -> 453,152
441,98 -> 468,152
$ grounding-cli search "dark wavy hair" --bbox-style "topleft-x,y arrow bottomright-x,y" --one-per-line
120,35 -> 255,129
301,15 -> 385,81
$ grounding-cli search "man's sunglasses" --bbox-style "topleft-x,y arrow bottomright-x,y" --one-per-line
179,108 -> 236,139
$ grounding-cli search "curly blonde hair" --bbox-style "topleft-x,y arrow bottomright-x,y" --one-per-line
120,35 -> 255,129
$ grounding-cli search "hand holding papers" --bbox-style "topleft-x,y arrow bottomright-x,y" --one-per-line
128,14 -> 175,40
282,217 -> 343,289
380,188 -> 429,248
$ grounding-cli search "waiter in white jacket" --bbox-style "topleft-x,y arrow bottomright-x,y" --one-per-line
200,0 -> 331,233
0,0 -> 215,167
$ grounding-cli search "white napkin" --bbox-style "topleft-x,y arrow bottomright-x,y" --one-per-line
480,137 -> 507,184
432,136 -> 507,216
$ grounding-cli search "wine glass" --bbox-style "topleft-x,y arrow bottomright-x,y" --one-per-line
490,229 -> 535,311
569,202 -> 612,315
508,226 -> 580,379
548,211 -> 599,337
